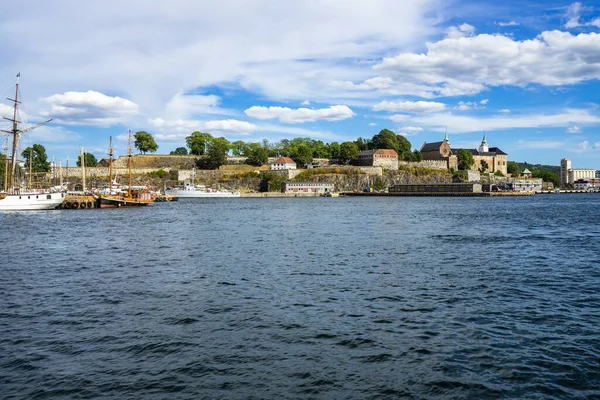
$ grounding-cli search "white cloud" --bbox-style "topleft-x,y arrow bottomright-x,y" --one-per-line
40,91 -> 139,126
454,101 -> 486,111
497,21 -> 519,27
373,29 -> 600,97
565,2 -> 584,28
480,99 -> 489,105
398,126 -> 423,136
149,117 -> 258,139
446,23 -> 475,39
301,100 -> 311,106
368,122 -> 377,126
373,100 -> 446,113
388,114 -> 410,122
244,105 -> 355,123
593,141 -> 600,149
578,140 -> 589,150
499,109 -> 511,113
164,92 -> 231,119
590,17 -> 600,28
567,125 -> 581,133
404,108 -> 600,133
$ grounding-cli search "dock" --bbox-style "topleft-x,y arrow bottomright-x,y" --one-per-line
341,191 -> 535,197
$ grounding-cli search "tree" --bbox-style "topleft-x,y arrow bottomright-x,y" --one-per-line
186,131 -> 213,155
457,149 -> 475,170
293,144 -> 314,167
231,140 -> 248,156
170,147 -> 188,155
246,142 -> 269,166
196,137 -> 230,170
479,159 -> 489,173
76,152 -> 98,167
328,142 -> 341,160
338,141 -> 359,164
134,131 -> 158,154
354,137 -> 370,151
396,134 -> 412,155
371,129 -> 399,151
507,161 -> 520,176
532,170 -> 560,188
21,144 -> 51,172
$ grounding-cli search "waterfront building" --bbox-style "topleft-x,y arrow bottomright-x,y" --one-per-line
389,183 -> 482,194
271,157 -> 297,170
420,134 -> 508,175
561,159 -> 596,186
281,181 -> 334,194
358,149 -> 399,170
574,178 -> 600,190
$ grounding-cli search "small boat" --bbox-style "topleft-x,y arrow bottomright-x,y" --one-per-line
0,73 -> 64,211
165,168 -> 241,198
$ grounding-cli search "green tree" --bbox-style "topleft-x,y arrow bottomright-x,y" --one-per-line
294,144 -> 314,167
76,152 -> 98,167
246,142 -> 269,166
328,142 -> 341,159
479,159 -> 489,173
134,131 -> 158,154
371,129 -> 399,151
354,137 -> 370,151
338,141 -> 359,164
186,131 -> 213,155
396,134 -> 412,155
532,170 -> 560,188
457,149 -> 475,170
21,144 -> 51,172
170,147 -> 188,155
400,149 -> 423,162
196,137 -> 230,170
231,140 -> 248,156
507,161 -> 521,176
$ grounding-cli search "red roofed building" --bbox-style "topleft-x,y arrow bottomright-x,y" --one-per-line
270,157 -> 297,170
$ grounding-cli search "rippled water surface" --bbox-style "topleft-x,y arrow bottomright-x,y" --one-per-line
1,195 -> 599,399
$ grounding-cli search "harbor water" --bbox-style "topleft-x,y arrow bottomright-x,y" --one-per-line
1,195 -> 599,399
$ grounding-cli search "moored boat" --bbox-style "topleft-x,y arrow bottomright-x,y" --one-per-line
0,73 -> 64,211
165,168 -> 241,198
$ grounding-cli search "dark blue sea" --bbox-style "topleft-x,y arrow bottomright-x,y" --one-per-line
1,195 -> 599,399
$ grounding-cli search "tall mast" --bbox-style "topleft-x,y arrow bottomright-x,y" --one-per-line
28,147 -> 33,189
3,137 -> 8,191
1,73 -> 21,190
108,136 -> 113,194
127,129 -> 132,197
80,145 -> 86,192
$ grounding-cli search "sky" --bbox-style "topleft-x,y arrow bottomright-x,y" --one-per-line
1,0 -> 600,169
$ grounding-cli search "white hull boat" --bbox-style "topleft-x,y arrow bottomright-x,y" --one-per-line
0,191 -> 64,211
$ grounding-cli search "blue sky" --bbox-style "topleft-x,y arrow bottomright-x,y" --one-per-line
1,0 -> 600,169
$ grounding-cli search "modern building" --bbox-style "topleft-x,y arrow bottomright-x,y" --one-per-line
561,159 -> 596,187
420,134 -> 508,175
281,181 -> 334,194
358,149 -> 399,170
574,178 -> 600,191
271,157 -> 297,170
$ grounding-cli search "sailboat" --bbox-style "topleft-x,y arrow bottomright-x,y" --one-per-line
0,73 -> 64,211
98,132 -> 153,208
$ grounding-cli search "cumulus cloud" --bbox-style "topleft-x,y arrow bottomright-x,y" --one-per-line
480,99 -> 489,105
244,105 -> 355,123
164,92 -> 231,119
567,125 -> 581,133
368,122 -> 377,126
454,101 -> 486,111
372,100 -> 446,113
398,126 -> 423,136
40,91 -> 139,126
301,100 -> 311,106
593,141 -> 600,149
499,109 -> 511,113
149,117 -> 258,139
373,28 -> 600,97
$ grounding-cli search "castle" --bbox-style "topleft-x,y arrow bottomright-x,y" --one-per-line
420,133 -> 508,175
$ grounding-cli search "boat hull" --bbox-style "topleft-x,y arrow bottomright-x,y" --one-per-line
0,192 -> 65,211
99,195 -> 152,208
166,190 -> 241,198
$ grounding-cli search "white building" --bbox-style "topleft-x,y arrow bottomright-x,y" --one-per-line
574,178 -> 600,191
282,181 -> 334,194
560,159 -> 596,187
270,157 -> 297,170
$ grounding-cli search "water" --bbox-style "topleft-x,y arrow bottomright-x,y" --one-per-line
1,195 -> 599,399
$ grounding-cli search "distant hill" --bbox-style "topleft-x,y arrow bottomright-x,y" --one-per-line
517,162 -> 560,176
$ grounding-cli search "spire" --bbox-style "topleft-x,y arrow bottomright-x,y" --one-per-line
444,127 -> 450,145
479,132 -> 489,153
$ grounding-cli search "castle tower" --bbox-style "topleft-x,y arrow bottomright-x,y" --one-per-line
478,134 -> 489,153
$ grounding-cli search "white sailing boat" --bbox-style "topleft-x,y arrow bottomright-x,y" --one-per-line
0,73 -> 64,210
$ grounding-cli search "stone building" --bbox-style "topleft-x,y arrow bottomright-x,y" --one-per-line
358,149 -> 398,170
420,133 -> 508,175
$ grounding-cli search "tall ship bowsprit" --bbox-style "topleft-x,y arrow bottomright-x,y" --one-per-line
0,73 -> 64,211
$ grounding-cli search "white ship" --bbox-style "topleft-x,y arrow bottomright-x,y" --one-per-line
0,73 -> 64,211
165,169 -> 241,198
